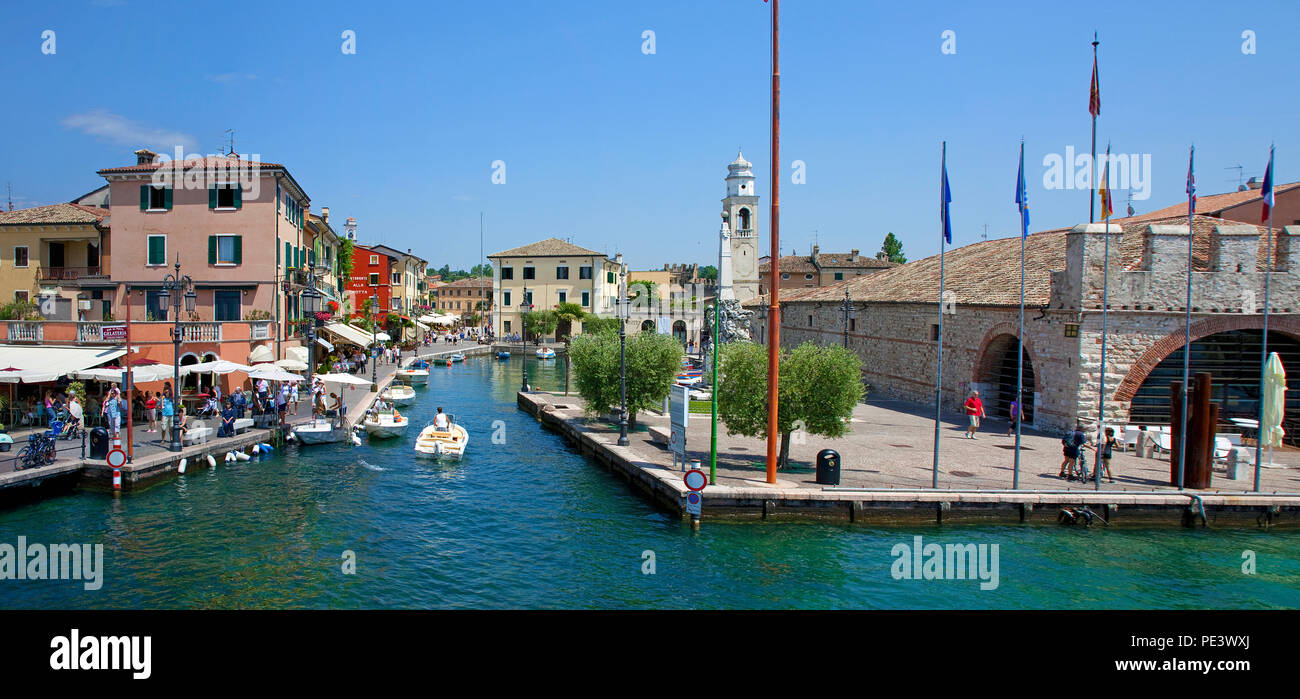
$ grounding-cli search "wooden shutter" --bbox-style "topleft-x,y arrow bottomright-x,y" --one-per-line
233,185 -> 242,209
209,186 -> 217,209
208,236 -> 217,264
148,237 -> 164,265
233,236 -> 242,264
163,187 -> 173,210
140,185 -> 149,210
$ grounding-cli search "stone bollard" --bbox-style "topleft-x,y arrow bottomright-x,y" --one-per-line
1224,448 -> 1241,480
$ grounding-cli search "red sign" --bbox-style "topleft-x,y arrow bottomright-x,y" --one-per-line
106,448 -> 127,468
101,325 -> 128,342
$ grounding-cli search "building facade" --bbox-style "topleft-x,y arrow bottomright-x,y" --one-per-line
488,238 -> 620,339
0,203 -> 109,319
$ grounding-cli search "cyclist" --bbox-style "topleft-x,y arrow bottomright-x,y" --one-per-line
1058,422 -> 1087,480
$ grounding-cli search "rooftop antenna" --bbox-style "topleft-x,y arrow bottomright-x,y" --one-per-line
1225,164 -> 1245,191
1126,191 -> 1135,217
224,128 -> 235,156
981,224 -> 989,241
6,182 -> 12,212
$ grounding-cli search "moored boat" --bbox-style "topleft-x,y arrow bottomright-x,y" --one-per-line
414,420 -> 469,460
496,351 -> 511,360
382,384 -> 417,405
362,410 -> 409,439
293,417 -> 352,444
396,367 -> 430,384
449,353 -> 465,362
535,346 -> 556,359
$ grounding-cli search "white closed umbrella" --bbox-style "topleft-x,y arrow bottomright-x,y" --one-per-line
1259,352 -> 1286,468
276,359 -> 309,371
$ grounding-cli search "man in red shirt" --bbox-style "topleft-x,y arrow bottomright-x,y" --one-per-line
964,390 -> 985,439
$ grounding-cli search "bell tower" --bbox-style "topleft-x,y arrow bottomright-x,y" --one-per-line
722,151 -> 759,302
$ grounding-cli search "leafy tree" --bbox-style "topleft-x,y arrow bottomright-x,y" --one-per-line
697,265 -> 718,281
579,313 -> 620,335
338,238 -> 355,280
522,309 -> 558,340
0,300 -> 42,320
570,330 -> 683,429
553,301 -> 586,342
717,341 -> 864,470
879,232 -> 907,264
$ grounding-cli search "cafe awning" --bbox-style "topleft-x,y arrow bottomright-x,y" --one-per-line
0,345 -> 126,383
322,323 -> 378,348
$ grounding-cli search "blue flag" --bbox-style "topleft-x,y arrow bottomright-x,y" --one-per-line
941,144 -> 952,245
1015,142 -> 1029,237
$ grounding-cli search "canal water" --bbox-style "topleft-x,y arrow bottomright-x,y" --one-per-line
2,356 -> 1297,609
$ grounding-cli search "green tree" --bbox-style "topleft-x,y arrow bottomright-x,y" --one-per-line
697,265 -> 718,280
522,309 -> 558,340
717,341 -> 863,470
553,301 -> 586,342
570,330 -> 683,429
579,313 -> 620,335
338,238 -> 355,280
879,232 -> 906,264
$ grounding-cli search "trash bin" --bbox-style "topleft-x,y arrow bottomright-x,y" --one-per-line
816,448 -> 841,486
89,427 -> 110,460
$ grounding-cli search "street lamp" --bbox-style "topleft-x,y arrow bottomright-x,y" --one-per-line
159,256 -> 195,452
301,271 -> 322,398
617,256 -> 629,446
519,287 -> 532,393
840,288 -> 855,349
369,299 -> 378,385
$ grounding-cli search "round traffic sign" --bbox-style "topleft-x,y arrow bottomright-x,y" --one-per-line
683,469 -> 707,491
106,448 -> 126,468
687,491 -> 700,505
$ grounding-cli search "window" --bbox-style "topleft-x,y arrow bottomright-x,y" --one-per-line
14,290 -> 28,302
501,267 -> 514,280
1064,324 -> 1080,338
391,272 -> 401,285
930,324 -> 940,341
579,266 -> 592,280
809,315 -> 814,326
146,290 -> 168,321
210,183 -> 242,209
523,266 -> 535,280
834,272 -> 844,281
369,273 -> 379,286
558,290 -> 567,304
147,236 -> 166,266
503,291 -> 512,306
850,318 -> 856,332
392,298 -> 402,311
140,185 -> 171,211
556,266 -> 569,280
503,320 -> 511,333
781,273 -> 790,280
214,290 -> 241,321
210,235 -> 242,265
370,255 -> 379,265
13,246 -> 28,268
524,291 -> 533,306
804,274 -> 814,280
581,290 -> 590,307
607,271 -> 615,284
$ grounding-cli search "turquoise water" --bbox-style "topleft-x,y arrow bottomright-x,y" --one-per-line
1,356 -> 1297,609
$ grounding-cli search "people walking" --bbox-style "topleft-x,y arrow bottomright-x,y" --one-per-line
1005,398 -> 1020,437
963,390 -> 985,439
290,381 -> 300,416
1098,426 -> 1116,483
1058,422 -> 1088,479
144,391 -> 158,433
160,388 -> 175,443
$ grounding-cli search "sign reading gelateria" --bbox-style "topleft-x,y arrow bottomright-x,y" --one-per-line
101,325 -> 128,342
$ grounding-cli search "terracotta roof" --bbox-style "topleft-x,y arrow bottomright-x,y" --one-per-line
439,276 -> 492,288
488,237 -> 604,258
814,252 -> 895,269
97,156 -> 285,175
1117,182 -> 1300,223
0,202 -> 109,226
772,215 -> 1284,308
759,255 -> 817,274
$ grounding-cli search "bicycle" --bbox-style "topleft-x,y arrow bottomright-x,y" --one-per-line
16,420 -> 62,470
1065,444 -> 1092,482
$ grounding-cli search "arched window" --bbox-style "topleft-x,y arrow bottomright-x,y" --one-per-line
737,208 -> 751,231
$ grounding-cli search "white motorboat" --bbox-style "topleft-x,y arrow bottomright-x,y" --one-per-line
293,417 -> 352,445
449,353 -> 466,362
362,410 -> 410,439
536,346 -> 556,359
396,368 -> 429,384
414,420 -> 469,460
382,384 -> 417,405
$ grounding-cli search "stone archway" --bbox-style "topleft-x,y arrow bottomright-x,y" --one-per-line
972,324 -> 1040,424
1113,315 -> 1300,403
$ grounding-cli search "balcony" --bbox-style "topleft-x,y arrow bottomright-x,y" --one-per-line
38,266 -> 103,281
250,321 -> 273,340
6,321 -> 43,342
181,323 -> 223,342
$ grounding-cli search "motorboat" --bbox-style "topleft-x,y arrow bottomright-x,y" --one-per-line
382,384 -> 417,405
449,353 -> 466,362
293,417 -> 352,445
535,346 -> 556,359
414,419 -> 469,460
396,366 -> 430,384
675,373 -> 703,387
496,351 -> 511,360
362,410 -> 410,439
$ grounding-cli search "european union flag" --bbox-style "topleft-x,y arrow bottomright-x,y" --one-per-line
1015,143 -> 1029,237
941,143 -> 952,245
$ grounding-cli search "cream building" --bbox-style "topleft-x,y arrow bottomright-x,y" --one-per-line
488,237 -> 621,340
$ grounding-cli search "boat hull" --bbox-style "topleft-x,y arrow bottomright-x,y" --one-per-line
397,369 -> 429,384
414,424 -> 469,460
382,387 -> 417,405
363,419 -> 409,439
293,420 -> 351,444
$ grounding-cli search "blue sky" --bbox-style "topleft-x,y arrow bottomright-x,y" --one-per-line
1,0 -> 1296,269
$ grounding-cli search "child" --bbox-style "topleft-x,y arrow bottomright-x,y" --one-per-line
1098,426 -> 1116,483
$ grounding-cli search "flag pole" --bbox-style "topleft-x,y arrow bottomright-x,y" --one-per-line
1089,33 -> 1100,223
1013,141 -> 1027,489
1094,143 -> 1113,490
764,0 -> 781,483
933,141 -> 949,489
1254,144 -> 1275,489
1177,146 -> 1195,490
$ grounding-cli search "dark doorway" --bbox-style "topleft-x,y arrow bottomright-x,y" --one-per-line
985,335 -> 1035,424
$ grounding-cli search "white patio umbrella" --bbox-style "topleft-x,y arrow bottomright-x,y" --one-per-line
248,364 -> 305,382
184,360 -> 253,375
314,373 -> 373,387
275,359 -> 309,371
1261,351 -> 1286,466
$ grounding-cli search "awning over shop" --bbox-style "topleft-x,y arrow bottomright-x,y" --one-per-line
287,346 -> 310,364
248,344 -> 275,364
0,345 -> 126,383
322,323 -> 378,347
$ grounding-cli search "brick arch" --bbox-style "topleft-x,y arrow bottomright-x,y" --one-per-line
972,322 -> 1040,393
1112,315 -> 1300,402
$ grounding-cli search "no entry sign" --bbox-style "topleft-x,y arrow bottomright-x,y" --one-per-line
106,448 -> 126,469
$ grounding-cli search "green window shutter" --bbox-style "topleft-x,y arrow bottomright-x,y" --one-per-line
163,187 -> 173,210
208,186 -> 217,209
148,237 -> 164,265
285,242 -> 292,268
233,236 -> 242,264
208,236 -> 217,264
233,185 -> 242,209
140,185 -> 149,210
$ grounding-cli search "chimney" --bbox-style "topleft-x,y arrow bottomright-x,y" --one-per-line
321,206 -> 329,223
1247,176 -> 1262,190
811,244 -> 819,257
133,148 -> 159,165
850,248 -> 859,261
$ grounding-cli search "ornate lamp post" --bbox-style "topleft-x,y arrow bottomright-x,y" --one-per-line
158,256 -> 195,452
840,287 -> 855,348
519,287 -> 532,393
369,299 -> 378,385
617,256 -> 629,446
301,271 -> 322,396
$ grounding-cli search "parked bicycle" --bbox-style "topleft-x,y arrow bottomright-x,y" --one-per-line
16,420 -> 63,470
